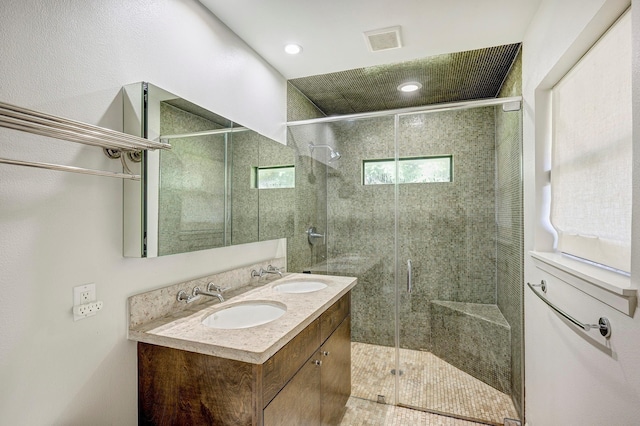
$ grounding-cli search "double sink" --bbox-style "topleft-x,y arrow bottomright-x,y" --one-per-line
201,280 -> 328,329
129,272 -> 357,364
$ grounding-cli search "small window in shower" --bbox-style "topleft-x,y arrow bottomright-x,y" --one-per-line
254,165 -> 295,189
363,156 -> 452,185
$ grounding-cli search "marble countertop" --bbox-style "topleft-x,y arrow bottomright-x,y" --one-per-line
128,273 -> 357,364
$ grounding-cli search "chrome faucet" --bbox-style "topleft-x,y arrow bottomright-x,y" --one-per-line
265,265 -> 283,277
192,282 -> 225,302
251,265 -> 283,278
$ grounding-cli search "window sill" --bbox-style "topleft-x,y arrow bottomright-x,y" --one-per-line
530,251 -> 637,316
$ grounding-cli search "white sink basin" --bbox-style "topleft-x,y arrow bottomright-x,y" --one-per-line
274,281 -> 328,294
202,301 -> 286,329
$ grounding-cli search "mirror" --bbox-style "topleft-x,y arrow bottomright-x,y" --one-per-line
257,133 -> 296,241
122,82 -> 294,257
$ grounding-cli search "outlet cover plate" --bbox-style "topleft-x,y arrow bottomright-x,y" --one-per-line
73,283 -> 96,320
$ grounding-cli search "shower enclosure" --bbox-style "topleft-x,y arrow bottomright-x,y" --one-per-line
287,98 -> 523,425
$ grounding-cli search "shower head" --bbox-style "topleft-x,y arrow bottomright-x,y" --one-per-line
308,143 -> 341,162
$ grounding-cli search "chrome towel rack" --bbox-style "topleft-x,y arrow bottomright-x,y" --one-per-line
527,281 -> 611,338
0,100 -> 171,180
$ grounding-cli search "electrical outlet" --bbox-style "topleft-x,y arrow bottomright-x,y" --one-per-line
73,283 -> 97,321
73,301 -> 104,319
73,283 -> 96,306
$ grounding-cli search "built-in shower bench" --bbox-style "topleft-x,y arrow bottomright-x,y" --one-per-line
430,300 -> 511,394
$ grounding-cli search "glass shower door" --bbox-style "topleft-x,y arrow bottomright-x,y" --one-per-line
322,116 -> 400,406
394,109 -> 467,414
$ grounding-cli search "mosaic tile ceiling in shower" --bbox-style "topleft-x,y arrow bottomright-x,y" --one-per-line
288,43 -> 520,115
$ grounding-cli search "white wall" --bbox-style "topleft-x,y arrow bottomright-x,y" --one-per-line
522,0 -> 640,424
0,0 -> 286,424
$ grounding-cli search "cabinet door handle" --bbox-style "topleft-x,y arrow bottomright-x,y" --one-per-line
407,259 -> 413,293
322,351 -> 330,356
313,359 -> 322,366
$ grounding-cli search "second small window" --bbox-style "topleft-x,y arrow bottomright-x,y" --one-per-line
255,165 -> 295,189
363,156 -> 452,185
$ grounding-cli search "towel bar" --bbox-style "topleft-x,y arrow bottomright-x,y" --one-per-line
0,100 -> 170,180
527,281 -> 611,338
0,156 -> 140,180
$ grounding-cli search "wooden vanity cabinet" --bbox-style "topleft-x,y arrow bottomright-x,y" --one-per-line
263,315 -> 351,426
138,292 -> 351,426
320,316 -> 351,425
262,352 -> 322,425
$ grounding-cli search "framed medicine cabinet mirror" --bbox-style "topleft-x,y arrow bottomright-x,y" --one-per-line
122,82 -> 295,258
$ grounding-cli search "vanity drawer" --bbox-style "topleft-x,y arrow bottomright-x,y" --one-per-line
320,293 -> 350,343
262,317 -> 321,405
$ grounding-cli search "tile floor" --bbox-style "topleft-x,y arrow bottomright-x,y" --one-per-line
347,342 -> 520,425
339,397 -> 487,426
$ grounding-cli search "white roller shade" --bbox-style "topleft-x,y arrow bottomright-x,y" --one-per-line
550,10 -> 631,273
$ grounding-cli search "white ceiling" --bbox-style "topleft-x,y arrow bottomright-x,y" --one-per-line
198,0 -> 542,79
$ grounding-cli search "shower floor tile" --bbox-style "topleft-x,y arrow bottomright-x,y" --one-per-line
350,342 -> 519,425
340,397 -> 486,426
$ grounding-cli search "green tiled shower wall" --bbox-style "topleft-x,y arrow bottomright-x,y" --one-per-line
286,83 -> 330,274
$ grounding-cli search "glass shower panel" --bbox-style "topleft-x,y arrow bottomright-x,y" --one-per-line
395,107 -> 518,424
286,123 -> 330,273
495,105 -> 524,418
287,116 -> 399,405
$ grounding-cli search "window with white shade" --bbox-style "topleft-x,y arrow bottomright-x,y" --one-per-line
550,10 -> 631,273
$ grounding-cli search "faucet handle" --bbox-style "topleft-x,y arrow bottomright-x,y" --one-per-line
206,282 -> 227,293
177,290 -> 199,303
267,265 -> 282,272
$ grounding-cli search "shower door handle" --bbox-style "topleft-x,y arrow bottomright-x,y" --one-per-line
407,259 -> 412,293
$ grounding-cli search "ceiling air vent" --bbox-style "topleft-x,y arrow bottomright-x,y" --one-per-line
363,26 -> 402,52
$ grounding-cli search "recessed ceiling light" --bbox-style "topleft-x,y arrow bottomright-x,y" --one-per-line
284,44 -> 303,55
397,82 -> 422,92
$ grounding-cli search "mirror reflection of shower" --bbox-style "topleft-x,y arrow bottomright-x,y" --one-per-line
308,143 -> 341,162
